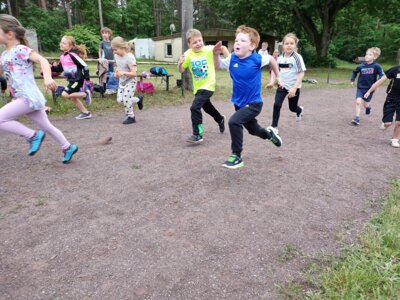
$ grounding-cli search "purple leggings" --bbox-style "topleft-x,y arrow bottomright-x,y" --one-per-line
0,98 -> 70,150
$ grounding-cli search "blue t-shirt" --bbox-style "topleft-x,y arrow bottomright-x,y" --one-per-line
351,62 -> 384,89
220,52 -> 269,107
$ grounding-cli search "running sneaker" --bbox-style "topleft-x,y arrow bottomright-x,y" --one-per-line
62,144 -> 78,163
54,85 -> 65,97
296,106 -> 304,121
350,118 -> 360,126
122,117 -> 136,124
380,123 -> 387,130
186,135 -> 203,144
219,115 -> 226,133
391,139 -> 400,148
266,126 -> 282,147
222,154 -> 244,169
28,130 -> 46,156
75,112 -> 92,120
137,96 -> 144,110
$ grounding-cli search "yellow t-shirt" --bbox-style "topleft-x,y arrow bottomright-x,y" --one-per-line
182,45 -> 216,94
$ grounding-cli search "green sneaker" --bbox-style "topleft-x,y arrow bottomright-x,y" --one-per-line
221,154 -> 244,169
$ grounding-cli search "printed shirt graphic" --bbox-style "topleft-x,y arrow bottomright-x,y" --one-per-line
182,45 -> 216,94
351,62 -> 384,89
115,52 -> 137,87
219,52 -> 270,107
277,52 -> 306,90
59,51 -> 88,81
0,45 -> 46,110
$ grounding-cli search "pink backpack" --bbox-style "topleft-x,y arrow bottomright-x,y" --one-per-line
136,81 -> 155,95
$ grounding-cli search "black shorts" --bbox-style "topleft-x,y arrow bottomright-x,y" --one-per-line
382,95 -> 400,123
64,80 -> 83,94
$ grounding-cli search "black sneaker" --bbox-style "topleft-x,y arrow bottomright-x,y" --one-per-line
221,154 -> 244,169
219,115 -> 226,133
137,96 -> 144,110
365,105 -> 371,115
266,126 -> 282,147
186,135 -> 203,143
350,118 -> 360,126
123,117 -> 136,124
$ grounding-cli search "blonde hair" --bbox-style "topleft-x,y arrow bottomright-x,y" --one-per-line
236,25 -> 260,48
100,27 -> 113,39
0,14 -> 29,46
62,35 -> 87,59
186,28 -> 202,44
282,33 -> 299,45
367,47 -> 381,59
111,36 -> 135,55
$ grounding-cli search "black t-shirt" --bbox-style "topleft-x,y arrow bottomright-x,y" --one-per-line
385,65 -> 400,96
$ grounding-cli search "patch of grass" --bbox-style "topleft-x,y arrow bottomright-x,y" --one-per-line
34,196 -> 48,207
278,244 -> 302,262
276,280 -> 304,299
306,180 -> 400,299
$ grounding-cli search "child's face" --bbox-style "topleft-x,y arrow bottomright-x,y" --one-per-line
282,37 -> 296,54
112,46 -> 126,56
188,35 -> 204,53
365,50 -> 375,63
234,32 -> 255,58
0,29 -> 9,45
60,38 -> 72,52
102,32 -> 111,41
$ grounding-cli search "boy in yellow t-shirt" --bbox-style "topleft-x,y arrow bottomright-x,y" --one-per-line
178,28 -> 225,143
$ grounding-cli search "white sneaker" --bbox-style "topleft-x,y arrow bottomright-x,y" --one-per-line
380,123 -> 387,130
296,106 -> 304,121
390,139 -> 400,148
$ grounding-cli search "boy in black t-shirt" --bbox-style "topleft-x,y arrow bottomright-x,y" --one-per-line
365,50 -> 400,147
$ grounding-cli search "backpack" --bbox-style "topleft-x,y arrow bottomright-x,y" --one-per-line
150,66 -> 168,76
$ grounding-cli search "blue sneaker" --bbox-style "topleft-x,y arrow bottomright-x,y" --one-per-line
54,86 -> 65,97
62,144 -> 78,163
28,130 -> 46,156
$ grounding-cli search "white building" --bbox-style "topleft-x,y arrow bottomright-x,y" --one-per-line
133,38 -> 155,59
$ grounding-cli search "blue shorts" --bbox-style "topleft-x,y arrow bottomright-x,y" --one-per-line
356,89 -> 373,102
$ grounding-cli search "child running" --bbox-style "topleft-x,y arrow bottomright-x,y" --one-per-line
270,33 -> 306,132
364,49 -> 400,147
215,25 -> 282,169
51,35 -> 92,120
0,14 -> 78,163
177,28 -> 225,144
350,47 -> 384,125
111,37 -> 143,124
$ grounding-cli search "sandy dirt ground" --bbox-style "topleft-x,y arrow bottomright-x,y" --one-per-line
0,87 -> 399,299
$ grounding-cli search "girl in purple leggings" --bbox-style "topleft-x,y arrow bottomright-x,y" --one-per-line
0,14 -> 78,163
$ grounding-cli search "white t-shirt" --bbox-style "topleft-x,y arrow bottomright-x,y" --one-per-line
115,52 -> 137,87
277,52 -> 306,90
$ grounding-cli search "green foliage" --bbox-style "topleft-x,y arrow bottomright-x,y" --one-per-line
65,25 -> 100,57
18,3 -> 66,52
307,180 -> 400,299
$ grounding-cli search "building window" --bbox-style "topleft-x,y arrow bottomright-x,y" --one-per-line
165,43 -> 172,57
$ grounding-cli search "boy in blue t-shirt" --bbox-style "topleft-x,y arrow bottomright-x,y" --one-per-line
214,25 -> 282,169
364,50 -> 400,147
350,47 -> 384,125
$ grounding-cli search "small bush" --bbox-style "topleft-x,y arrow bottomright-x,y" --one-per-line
65,25 -> 100,57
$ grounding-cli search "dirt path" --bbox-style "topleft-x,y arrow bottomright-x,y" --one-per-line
0,88 -> 398,299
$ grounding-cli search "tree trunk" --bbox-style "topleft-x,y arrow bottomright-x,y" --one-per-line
6,0 -> 12,15
62,0 -> 73,29
39,0 -> 47,9
181,0 -> 193,91
98,0 -> 104,29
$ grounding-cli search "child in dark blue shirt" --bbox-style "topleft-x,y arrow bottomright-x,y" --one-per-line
350,47 -> 384,125
364,49 -> 400,147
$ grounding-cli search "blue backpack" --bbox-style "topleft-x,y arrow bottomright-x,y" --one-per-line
150,66 -> 168,76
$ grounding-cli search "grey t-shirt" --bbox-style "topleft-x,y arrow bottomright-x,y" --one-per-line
100,40 -> 114,60
115,52 -> 136,86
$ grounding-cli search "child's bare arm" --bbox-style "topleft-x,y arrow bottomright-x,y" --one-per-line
364,75 -> 387,98
288,72 -> 304,98
29,51 -> 57,91
177,54 -> 186,73
267,55 -> 281,89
